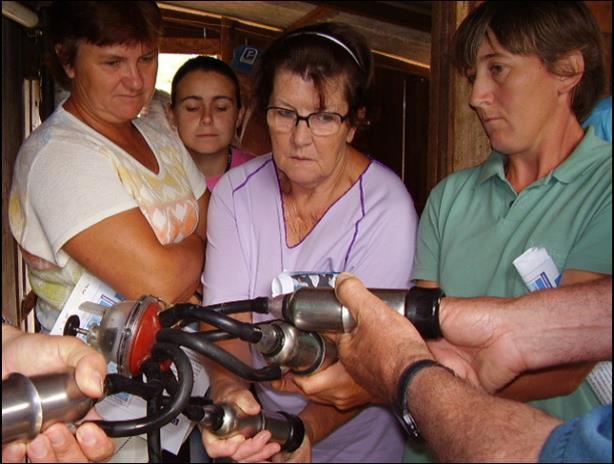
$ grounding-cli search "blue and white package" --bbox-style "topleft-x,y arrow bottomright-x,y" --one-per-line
513,247 -> 561,291
271,271 -> 339,297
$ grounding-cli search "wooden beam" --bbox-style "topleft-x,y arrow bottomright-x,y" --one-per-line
160,37 -> 220,55
286,5 -> 338,31
157,1 -> 283,33
161,13 -> 221,35
373,51 -> 429,78
306,1 -> 431,33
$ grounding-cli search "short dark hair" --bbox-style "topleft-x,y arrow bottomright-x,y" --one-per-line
46,1 -> 162,89
170,56 -> 242,109
453,1 -> 607,122
253,22 -> 374,127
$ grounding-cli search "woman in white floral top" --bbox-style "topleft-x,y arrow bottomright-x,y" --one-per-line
9,1 -> 208,331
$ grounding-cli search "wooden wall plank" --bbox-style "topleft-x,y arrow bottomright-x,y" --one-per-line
2,18 -> 25,323
427,1 -> 455,191
586,1 -> 612,33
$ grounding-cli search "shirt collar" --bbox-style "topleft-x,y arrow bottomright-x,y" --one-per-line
477,151 -> 506,185
552,126 -> 610,184
477,127 -> 610,186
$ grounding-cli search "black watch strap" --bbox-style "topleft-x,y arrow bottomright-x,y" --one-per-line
395,359 -> 454,441
405,287 -> 444,339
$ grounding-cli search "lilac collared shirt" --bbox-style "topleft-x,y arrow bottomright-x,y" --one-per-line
203,154 -> 418,462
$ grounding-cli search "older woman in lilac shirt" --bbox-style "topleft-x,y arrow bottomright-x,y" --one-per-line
201,22 -> 418,462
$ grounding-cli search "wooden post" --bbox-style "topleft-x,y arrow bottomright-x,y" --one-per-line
220,17 -> 234,63
2,18 -> 25,325
427,1 -> 490,193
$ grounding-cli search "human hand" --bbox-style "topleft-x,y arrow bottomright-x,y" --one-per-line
334,273 -> 434,404
1,327 -> 106,395
424,338 -> 482,388
272,432 -> 311,463
1,325 -> 115,462
202,383 -> 281,461
435,297 -> 526,392
3,408 -> 114,463
272,361 -> 376,410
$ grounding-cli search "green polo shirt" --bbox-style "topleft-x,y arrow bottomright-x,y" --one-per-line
404,127 -> 611,463
414,127 -> 611,296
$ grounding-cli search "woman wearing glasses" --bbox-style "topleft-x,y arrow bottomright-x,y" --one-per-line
201,22 -> 417,462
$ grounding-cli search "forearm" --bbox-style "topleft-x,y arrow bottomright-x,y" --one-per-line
145,234 -> 205,303
2,325 -> 24,377
441,278 -> 612,370
62,207 -> 206,305
2,324 -> 22,346
509,280 -> 612,368
67,234 -> 204,306
410,367 -> 561,462
299,401 -> 361,445
497,362 -> 596,401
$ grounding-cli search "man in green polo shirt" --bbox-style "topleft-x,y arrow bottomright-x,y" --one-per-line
407,2 -> 611,462
414,127 -> 611,300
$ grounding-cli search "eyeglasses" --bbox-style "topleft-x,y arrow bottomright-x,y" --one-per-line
266,106 -> 349,136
